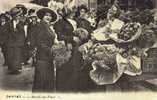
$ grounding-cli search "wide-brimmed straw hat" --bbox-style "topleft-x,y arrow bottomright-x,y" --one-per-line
37,8 -> 58,22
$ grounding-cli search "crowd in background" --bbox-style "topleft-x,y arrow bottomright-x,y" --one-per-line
0,0 -> 157,92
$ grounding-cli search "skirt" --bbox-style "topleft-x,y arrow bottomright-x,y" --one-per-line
32,60 -> 54,92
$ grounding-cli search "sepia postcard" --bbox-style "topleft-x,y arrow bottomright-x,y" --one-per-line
0,0 -> 157,100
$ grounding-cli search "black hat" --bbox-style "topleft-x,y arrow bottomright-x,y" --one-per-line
37,8 -> 57,22
28,9 -> 35,15
16,4 -> 27,15
78,5 -> 89,13
0,13 -> 7,19
10,7 -> 22,17
0,13 -> 10,22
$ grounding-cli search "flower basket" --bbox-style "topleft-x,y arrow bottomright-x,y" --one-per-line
110,22 -> 142,43
51,42 -> 72,67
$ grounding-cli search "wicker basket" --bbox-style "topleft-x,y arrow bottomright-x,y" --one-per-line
147,48 -> 157,57
142,58 -> 157,73
142,48 -> 157,73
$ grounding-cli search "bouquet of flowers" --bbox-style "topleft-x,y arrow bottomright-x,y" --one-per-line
79,42 -> 123,85
51,41 -> 72,67
118,22 -> 140,41
79,42 -> 118,63
73,28 -> 89,42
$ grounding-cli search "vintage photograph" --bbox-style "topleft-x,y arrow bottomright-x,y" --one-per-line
0,0 -> 157,94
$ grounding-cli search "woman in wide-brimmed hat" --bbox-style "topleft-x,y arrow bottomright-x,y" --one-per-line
53,7 -> 92,92
32,8 -> 58,92
37,8 -> 58,22
53,7 -> 77,92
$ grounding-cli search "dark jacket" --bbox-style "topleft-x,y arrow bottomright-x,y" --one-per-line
6,20 -> 26,47
35,21 -> 55,61
27,22 -> 39,49
0,23 -> 8,45
54,18 -> 74,44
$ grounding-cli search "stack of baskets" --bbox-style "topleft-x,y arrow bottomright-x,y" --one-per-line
142,48 -> 157,73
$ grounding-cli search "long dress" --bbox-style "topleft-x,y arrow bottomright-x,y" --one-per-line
32,21 -> 55,92
54,17 -> 94,92
54,18 -> 92,92
54,18 -> 75,92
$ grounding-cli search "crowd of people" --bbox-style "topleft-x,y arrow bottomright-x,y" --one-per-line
0,0 -> 157,93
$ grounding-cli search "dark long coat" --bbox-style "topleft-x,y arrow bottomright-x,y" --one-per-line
32,21 -> 56,92
54,18 -> 90,92
0,23 -> 9,65
27,22 -> 39,49
6,20 -> 26,71
53,18 -> 75,92
7,21 -> 26,47
0,23 -> 8,45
